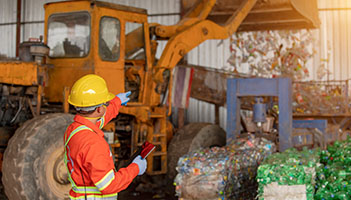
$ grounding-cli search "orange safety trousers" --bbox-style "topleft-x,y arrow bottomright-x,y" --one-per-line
64,97 -> 139,200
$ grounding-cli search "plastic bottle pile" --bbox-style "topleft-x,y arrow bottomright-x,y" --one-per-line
257,148 -> 320,200
293,82 -> 350,115
174,135 -> 275,200
229,30 -> 314,80
257,138 -> 351,200
315,139 -> 351,200
229,30 -> 350,115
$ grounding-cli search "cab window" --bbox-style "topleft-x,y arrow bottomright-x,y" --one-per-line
99,17 -> 121,61
125,22 -> 145,60
47,12 -> 90,58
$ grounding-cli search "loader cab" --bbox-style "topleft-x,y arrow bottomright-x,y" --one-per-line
44,1 -> 152,104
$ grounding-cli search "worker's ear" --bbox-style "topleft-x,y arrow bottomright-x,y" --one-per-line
96,106 -> 105,114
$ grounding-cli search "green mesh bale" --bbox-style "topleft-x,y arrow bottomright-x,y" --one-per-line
257,148 -> 320,200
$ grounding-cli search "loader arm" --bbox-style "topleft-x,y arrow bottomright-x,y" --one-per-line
153,0 -> 257,83
153,0 -> 216,38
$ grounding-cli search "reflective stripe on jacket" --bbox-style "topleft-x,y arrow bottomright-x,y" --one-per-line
64,97 -> 139,199
68,194 -> 118,200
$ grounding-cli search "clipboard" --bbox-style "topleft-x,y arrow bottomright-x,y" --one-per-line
140,141 -> 156,159
124,141 -> 155,167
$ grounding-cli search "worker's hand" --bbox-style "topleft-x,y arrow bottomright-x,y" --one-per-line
116,91 -> 131,106
132,155 -> 147,175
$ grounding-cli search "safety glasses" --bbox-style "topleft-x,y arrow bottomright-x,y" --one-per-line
102,101 -> 110,107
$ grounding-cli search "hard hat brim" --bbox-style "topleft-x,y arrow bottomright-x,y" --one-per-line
106,92 -> 115,103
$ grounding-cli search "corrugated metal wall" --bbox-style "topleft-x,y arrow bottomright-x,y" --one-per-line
0,0 -> 179,58
313,0 -> 351,81
0,0 -> 351,129
0,1 -> 17,57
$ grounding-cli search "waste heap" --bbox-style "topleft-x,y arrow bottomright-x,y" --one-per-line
315,140 -> 351,199
174,135 -> 275,200
229,30 -> 314,80
257,138 -> 351,200
229,30 -> 350,115
293,81 -> 350,115
256,148 -> 320,200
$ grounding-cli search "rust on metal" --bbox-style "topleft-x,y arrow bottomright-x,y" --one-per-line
186,65 -> 228,106
63,87 -> 70,113
36,85 -> 43,115
16,0 -> 21,57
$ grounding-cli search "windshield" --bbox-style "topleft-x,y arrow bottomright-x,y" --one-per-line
47,12 -> 90,58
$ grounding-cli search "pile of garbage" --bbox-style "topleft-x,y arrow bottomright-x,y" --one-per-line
228,30 -> 315,80
257,138 -> 351,200
257,148 -> 320,200
174,135 -> 275,200
229,30 -> 350,115
293,81 -> 350,115
315,139 -> 351,199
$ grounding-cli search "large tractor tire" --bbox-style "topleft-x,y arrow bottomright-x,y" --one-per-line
2,113 -> 74,200
167,123 -> 226,180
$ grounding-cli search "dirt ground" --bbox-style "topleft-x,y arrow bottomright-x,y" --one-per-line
119,190 -> 177,200
119,186 -> 177,199
0,191 -> 175,200
0,175 -> 177,200
119,175 -> 177,200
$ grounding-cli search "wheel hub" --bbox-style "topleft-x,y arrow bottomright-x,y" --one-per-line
53,154 -> 69,185
46,147 -> 71,198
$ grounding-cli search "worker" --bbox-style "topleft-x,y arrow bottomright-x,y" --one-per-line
64,74 -> 146,200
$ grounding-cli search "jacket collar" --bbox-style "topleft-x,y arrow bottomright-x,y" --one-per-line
74,114 -> 105,137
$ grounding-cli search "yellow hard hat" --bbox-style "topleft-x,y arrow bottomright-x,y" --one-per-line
68,74 -> 115,107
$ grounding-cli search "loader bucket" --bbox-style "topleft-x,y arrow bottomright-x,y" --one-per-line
182,0 -> 320,31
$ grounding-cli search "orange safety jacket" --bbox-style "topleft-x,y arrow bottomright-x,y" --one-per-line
64,97 -> 139,200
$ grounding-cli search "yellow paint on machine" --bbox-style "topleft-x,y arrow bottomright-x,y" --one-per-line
0,62 -> 39,86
